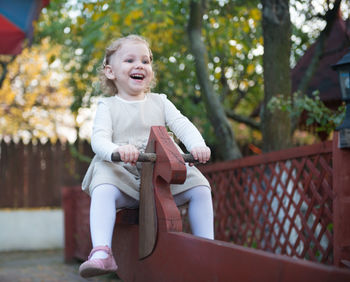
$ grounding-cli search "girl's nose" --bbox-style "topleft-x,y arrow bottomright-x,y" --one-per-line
135,61 -> 144,69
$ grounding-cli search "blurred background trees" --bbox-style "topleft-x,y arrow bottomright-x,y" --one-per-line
1,0 -> 349,160
0,40 -> 73,141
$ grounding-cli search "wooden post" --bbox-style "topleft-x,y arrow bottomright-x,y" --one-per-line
151,126 -> 187,233
333,132 -> 350,267
62,186 -> 77,263
139,140 -> 157,259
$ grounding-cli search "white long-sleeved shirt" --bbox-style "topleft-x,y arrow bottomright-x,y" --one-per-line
91,93 -> 206,162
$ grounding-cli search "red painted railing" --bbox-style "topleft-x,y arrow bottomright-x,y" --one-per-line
200,140 -> 334,264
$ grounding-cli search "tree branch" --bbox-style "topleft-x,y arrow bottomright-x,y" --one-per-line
225,109 -> 260,130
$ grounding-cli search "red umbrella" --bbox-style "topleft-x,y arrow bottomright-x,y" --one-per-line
0,0 -> 50,55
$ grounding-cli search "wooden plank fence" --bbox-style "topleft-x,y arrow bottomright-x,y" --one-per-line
0,140 -> 93,208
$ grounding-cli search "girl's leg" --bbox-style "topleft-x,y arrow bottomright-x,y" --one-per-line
89,184 -> 138,259
173,186 -> 214,240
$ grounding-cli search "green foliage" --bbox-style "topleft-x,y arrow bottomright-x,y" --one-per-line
268,91 -> 345,135
35,0 -> 264,147
31,0 -> 346,147
69,143 -> 91,163
327,223 -> 333,232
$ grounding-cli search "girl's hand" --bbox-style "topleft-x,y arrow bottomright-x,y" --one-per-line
190,146 -> 211,166
116,145 -> 139,166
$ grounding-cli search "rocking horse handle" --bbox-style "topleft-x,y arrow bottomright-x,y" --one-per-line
111,152 -> 197,163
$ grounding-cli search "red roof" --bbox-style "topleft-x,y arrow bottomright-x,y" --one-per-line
292,14 -> 350,109
0,15 -> 25,54
0,0 -> 50,55
43,0 -> 50,7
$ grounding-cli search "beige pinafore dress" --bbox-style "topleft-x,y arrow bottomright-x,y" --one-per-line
82,93 -> 210,200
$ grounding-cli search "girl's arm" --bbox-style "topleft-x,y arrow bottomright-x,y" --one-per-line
161,94 -> 210,163
91,100 -> 119,162
91,99 -> 139,165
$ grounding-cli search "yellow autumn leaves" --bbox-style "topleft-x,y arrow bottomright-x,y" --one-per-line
0,39 -> 73,141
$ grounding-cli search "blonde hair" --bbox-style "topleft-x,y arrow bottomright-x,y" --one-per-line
98,34 -> 155,95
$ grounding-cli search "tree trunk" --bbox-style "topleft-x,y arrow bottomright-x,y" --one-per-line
261,0 -> 292,152
187,0 -> 242,160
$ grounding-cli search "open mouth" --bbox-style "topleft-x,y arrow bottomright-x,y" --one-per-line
130,73 -> 145,80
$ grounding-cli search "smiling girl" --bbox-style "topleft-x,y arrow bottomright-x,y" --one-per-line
79,35 -> 214,278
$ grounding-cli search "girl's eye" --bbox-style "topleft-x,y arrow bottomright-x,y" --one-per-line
126,59 -> 133,63
143,59 -> 150,64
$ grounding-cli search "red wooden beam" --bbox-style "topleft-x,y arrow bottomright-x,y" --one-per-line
114,228 -> 350,282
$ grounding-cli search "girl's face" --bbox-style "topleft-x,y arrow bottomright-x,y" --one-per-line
105,41 -> 154,100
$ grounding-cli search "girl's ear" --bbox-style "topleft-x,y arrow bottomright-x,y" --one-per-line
104,65 -> 115,80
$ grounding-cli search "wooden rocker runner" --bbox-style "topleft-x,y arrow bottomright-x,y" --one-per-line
111,126 -> 350,282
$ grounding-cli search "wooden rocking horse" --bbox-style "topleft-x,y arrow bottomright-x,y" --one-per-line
109,126 -> 350,282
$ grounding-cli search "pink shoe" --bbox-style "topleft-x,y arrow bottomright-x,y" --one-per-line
79,245 -> 118,278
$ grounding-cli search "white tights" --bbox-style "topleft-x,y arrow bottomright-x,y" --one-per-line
89,184 -> 214,259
